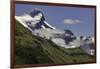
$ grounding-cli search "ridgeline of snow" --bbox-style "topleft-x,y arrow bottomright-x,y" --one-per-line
15,9 -> 95,55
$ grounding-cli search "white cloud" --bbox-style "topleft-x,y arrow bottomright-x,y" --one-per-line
63,19 -> 81,24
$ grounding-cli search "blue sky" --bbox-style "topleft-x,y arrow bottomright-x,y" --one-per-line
15,4 -> 95,37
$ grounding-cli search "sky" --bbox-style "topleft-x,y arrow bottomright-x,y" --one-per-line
15,4 -> 95,37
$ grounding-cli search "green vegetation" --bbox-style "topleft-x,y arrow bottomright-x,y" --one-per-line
15,19 -> 95,65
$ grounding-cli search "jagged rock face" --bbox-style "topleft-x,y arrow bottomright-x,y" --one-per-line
29,9 -> 45,29
29,9 -> 55,30
64,29 -> 74,35
30,9 -> 42,17
64,29 -> 76,44
79,36 -> 95,55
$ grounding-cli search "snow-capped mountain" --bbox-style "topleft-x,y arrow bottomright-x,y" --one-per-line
15,9 -> 55,30
15,8 -> 94,55
15,9 -> 75,47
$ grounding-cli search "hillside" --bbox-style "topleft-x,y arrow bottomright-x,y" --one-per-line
14,19 -> 95,65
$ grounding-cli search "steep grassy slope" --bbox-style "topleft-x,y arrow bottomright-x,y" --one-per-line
15,19 -> 95,65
